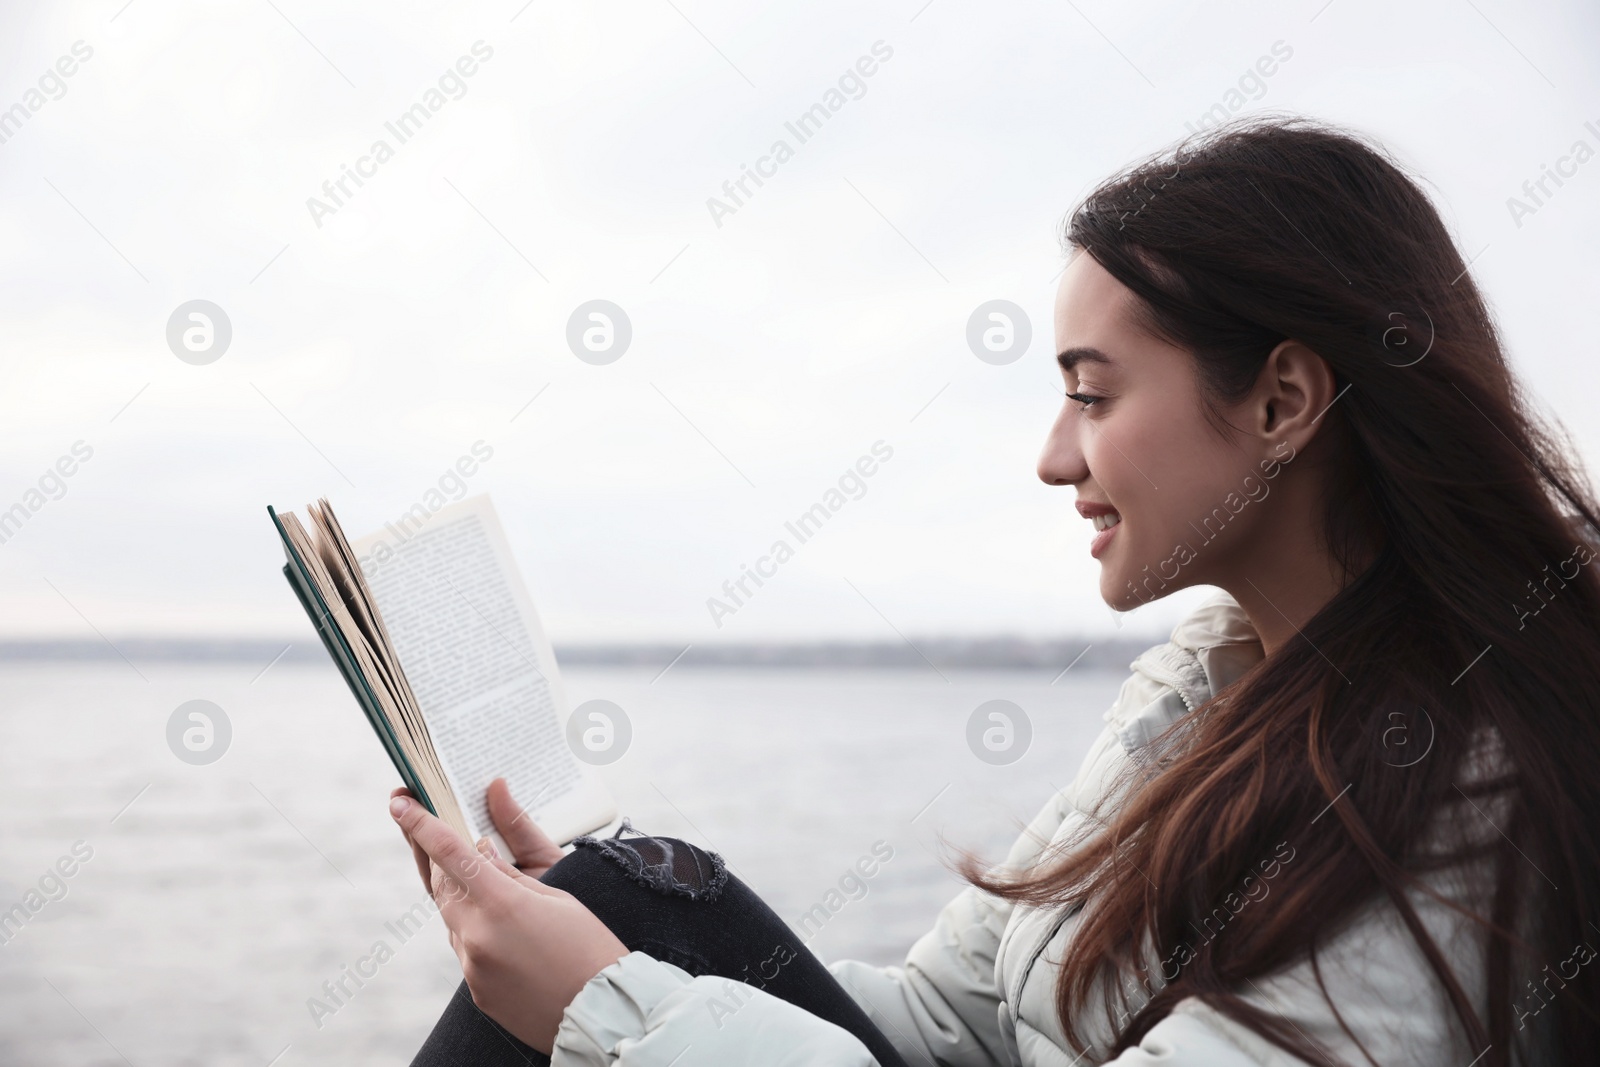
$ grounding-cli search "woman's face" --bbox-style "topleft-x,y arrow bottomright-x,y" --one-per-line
1039,251 -> 1283,611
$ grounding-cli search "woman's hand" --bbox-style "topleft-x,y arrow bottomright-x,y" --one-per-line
486,776 -> 566,879
387,777 -> 564,883
388,792 -> 628,1054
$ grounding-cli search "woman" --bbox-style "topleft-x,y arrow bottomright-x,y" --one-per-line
391,116 -> 1600,1066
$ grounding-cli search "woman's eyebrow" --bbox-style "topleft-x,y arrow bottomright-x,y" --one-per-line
1056,346 -> 1113,372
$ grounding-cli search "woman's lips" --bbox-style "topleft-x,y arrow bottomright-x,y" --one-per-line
1090,519 -> 1121,559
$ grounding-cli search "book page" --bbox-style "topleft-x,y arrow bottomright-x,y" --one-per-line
352,495 -> 616,847
274,505 -> 473,844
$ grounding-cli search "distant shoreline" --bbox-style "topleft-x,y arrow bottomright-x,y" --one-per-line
0,635 -> 1163,672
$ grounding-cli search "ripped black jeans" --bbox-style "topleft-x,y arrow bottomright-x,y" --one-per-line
409,820 -> 909,1067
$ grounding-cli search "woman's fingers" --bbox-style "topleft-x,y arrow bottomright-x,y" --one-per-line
486,777 -> 564,875
387,794 -> 624,1053
390,787 -> 433,895
476,836 -> 532,884
390,794 -> 514,910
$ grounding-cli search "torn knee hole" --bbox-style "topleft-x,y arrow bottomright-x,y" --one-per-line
572,817 -> 729,902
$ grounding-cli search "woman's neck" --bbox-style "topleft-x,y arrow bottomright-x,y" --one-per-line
1218,471 -> 1366,659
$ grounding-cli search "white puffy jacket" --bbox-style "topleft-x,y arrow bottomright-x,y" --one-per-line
553,591 -> 1494,1066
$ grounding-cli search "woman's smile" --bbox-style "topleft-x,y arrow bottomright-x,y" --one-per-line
1089,514 -> 1121,559
1077,500 -> 1123,558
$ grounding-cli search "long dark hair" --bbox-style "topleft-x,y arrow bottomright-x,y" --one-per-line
960,115 -> 1600,1065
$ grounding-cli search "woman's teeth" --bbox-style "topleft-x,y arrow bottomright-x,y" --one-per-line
1092,512 -> 1121,532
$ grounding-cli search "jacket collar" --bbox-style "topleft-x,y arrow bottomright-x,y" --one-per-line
1115,590 -> 1264,761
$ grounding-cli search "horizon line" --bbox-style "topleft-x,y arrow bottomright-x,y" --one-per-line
0,633 -> 1167,669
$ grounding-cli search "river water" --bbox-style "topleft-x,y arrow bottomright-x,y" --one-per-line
0,660 -> 1127,1065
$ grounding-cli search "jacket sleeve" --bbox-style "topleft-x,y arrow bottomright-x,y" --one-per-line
553,950 -> 880,1066
824,787 -> 1077,1067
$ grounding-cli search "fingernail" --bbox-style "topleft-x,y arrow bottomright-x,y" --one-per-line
389,796 -> 410,819
476,837 -> 500,859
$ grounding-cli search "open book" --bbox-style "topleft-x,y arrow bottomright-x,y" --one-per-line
267,494 -> 617,850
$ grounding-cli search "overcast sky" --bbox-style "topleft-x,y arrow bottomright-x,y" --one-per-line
1,0 -> 1597,643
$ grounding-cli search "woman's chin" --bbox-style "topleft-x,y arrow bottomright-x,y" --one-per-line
1098,555 -> 1171,612
1099,568 -> 1135,611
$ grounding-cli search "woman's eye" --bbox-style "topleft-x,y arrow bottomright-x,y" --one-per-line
1066,391 -> 1103,409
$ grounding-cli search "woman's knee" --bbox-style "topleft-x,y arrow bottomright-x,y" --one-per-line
542,818 -> 729,903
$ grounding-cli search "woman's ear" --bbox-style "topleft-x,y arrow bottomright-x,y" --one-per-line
1253,339 -> 1339,450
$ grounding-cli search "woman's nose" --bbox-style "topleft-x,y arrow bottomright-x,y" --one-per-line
1037,402 -> 1086,486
